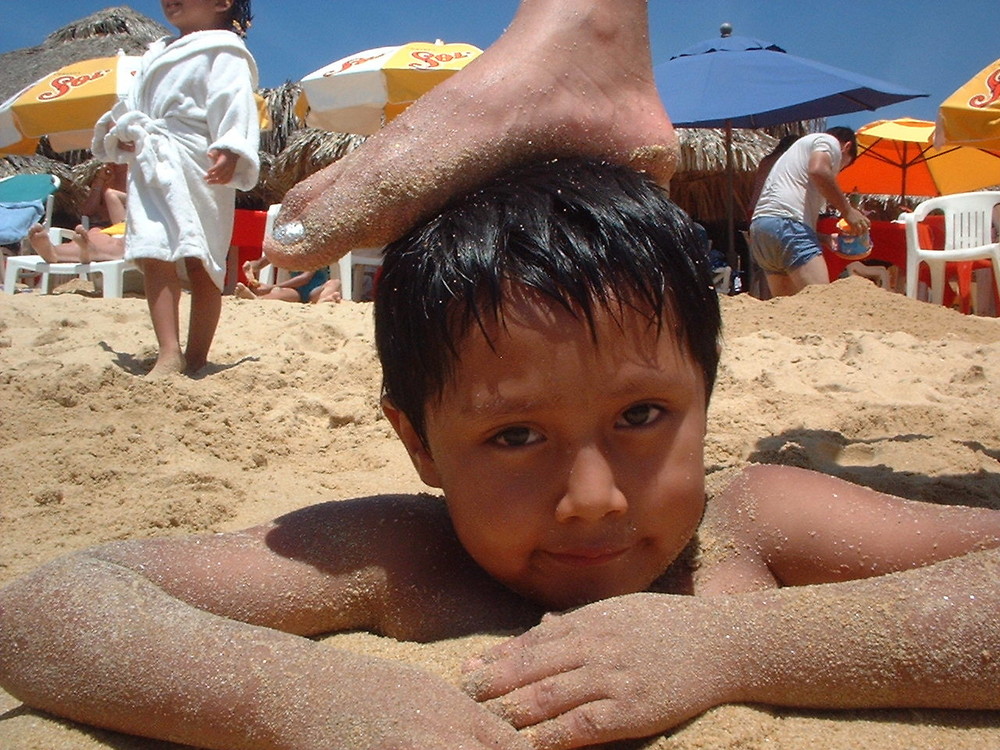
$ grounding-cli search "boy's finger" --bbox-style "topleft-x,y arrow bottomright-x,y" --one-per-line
480,671 -> 604,730
523,702 -> 619,750
463,645 -> 584,701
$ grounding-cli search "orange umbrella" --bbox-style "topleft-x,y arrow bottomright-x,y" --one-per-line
0,54 -> 141,155
299,40 -> 482,135
935,57 -> 1000,150
837,117 -> 1000,198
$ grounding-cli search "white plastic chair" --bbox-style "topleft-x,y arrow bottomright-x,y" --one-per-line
845,261 -> 891,289
3,226 -> 137,297
903,191 -> 1000,308
255,204 -> 383,301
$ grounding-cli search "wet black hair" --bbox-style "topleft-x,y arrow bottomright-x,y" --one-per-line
374,157 -> 723,444
229,0 -> 253,37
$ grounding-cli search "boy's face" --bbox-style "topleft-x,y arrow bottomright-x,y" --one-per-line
391,287 -> 707,610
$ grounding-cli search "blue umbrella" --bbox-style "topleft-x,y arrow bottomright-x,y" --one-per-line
657,31 -> 924,128
655,26 -> 926,275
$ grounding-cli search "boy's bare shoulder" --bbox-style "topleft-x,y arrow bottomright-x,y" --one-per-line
697,464 -> 1000,594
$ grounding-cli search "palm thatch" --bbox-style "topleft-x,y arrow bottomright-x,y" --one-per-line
669,121 -> 822,224
259,82 -> 305,156
0,6 -> 169,103
670,128 -> 775,224
266,128 -> 368,199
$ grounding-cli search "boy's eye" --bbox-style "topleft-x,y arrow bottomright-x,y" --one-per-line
616,403 -> 664,428
491,426 -> 543,447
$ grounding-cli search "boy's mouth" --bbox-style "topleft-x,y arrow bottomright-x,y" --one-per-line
543,545 -> 630,568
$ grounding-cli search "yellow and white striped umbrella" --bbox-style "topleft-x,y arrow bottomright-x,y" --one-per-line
935,57 -> 1000,150
0,53 -> 141,155
299,40 -> 482,136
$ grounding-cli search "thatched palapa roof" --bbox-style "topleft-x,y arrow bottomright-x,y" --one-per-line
0,6 -> 169,103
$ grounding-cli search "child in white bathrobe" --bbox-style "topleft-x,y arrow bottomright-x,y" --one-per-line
92,0 -> 260,377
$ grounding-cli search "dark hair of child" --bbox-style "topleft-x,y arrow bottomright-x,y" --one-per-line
374,157 -> 723,444
229,0 -> 253,36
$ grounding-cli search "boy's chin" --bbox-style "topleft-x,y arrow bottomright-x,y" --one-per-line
512,578 -> 650,613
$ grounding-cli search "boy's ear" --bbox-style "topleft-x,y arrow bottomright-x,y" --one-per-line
381,397 -> 443,488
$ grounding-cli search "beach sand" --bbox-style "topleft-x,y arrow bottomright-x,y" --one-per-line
2,275 -> 1000,748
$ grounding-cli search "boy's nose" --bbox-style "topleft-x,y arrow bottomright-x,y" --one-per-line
555,445 -> 628,522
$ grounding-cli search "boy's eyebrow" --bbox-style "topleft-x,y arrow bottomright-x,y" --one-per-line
454,369 -> 700,418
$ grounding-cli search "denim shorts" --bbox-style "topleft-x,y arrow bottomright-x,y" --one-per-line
748,216 -> 823,274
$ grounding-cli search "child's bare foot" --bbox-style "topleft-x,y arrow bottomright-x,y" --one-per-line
234,282 -> 258,300
147,351 -> 186,379
312,279 -> 343,304
72,226 -> 92,264
27,224 -> 58,262
265,0 -> 676,270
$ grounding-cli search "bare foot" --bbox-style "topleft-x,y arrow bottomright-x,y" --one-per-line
234,282 -> 259,300
72,226 -> 92,264
312,279 -> 343,304
147,351 -> 187,379
27,224 -> 58,262
264,0 -> 677,270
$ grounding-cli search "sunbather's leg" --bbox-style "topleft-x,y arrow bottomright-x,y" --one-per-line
74,226 -> 125,263
265,0 -> 676,270
28,224 -> 62,262
72,227 -> 92,265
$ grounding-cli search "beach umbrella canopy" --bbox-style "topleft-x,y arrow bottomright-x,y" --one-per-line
935,57 -> 1000,150
655,28 -> 926,128
0,53 -> 141,155
654,25 -> 926,267
837,117 -> 1000,199
300,40 -> 482,136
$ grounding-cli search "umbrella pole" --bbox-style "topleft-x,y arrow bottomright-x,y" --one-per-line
725,122 -> 737,271
726,120 -> 750,291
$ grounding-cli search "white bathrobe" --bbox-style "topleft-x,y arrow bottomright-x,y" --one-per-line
92,30 -> 260,290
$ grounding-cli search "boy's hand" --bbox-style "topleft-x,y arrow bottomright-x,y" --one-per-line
206,148 -> 238,184
462,593 -> 739,749
349,660 -> 533,750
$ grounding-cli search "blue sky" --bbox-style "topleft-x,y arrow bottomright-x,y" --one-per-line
1,0 -> 996,130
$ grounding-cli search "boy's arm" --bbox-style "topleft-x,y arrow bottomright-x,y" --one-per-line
0,497 -> 537,749
696,464 -> 1000,595
464,547 -> 1000,749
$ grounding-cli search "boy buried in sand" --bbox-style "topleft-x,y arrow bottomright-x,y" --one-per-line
2,158 -> 1000,750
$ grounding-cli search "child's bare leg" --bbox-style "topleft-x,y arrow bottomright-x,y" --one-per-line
265,0 -> 676,270
234,282 -> 259,300
141,259 -> 186,378
183,258 -> 222,374
311,279 -> 343,304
